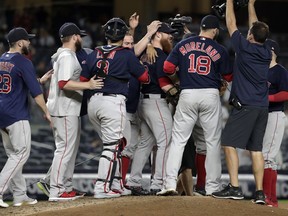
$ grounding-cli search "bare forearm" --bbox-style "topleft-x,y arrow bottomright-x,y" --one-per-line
63,77 -> 103,91
134,34 -> 152,57
34,94 -> 49,115
63,80 -> 90,90
226,0 -> 237,36
248,1 -> 258,28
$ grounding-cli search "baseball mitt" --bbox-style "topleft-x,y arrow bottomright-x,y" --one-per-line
166,85 -> 180,106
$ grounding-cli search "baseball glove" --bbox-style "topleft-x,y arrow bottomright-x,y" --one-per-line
166,85 -> 181,106
219,79 -> 228,96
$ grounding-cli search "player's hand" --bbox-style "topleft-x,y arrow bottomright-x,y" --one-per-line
129,12 -> 139,30
249,0 -> 256,5
39,69 -> 54,84
89,75 -> 104,89
146,44 -> 158,64
147,20 -> 161,36
183,26 -> 191,34
44,112 -> 53,128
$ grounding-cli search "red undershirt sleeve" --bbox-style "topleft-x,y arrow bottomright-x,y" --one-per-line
58,80 -> 68,90
163,61 -> 176,75
158,77 -> 173,88
269,91 -> 288,102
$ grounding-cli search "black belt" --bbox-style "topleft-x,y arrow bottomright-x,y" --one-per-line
103,93 -> 117,97
143,94 -> 166,99
93,92 -> 117,97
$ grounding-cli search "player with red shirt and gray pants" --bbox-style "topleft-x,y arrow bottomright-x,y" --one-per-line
47,23 -> 103,202
157,15 -> 231,196
262,39 -> 288,207
81,18 -> 149,199
0,27 -> 51,208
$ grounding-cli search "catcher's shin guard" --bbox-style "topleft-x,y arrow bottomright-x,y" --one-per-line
97,141 -> 118,192
108,138 -> 127,190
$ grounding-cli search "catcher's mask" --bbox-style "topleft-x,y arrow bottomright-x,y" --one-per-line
103,18 -> 129,42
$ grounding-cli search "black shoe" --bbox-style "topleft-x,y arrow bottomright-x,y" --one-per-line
212,183 -> 244,200
253,190 -> 265,205
126,186 -> 150,196
37,180 -> 50,197
194,188 -> 206,196
150,189 -> 161,195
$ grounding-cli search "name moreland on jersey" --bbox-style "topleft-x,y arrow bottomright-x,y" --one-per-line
178,37 -> 221,62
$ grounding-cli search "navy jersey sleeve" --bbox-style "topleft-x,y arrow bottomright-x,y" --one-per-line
166,43 -> 180,66
127,51 -> 146,78
81,51 -> 97,79
218,45 -> 231,76
156,51 -> 169,78
231,30 -> 248,54
274,65 -> 288,92
19,58 -> 42,98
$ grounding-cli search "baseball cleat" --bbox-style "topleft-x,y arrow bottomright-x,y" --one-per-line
193,188 -> 206,196
69,189 -> 86,198
94,190 -> 121,199
37,180 -> 50,197
112,187 -> 132,196
156,188 -> 178,196
0,199 -> 9,208
252,190 -> 266,205
125,186 -> 150,196
13,196 -> 37,207
48,192 -> 77,202
265,198 -> 278,208
212,183 -> 244,200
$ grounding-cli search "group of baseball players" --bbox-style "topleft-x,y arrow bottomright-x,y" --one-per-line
0,0 -> 287,208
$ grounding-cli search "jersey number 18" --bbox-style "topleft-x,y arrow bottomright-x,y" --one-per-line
188,54 -> 211,75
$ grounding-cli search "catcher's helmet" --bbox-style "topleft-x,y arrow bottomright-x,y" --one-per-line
102,18 -> 129,41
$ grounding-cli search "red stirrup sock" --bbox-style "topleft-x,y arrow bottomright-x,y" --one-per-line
121,156 -> 130,184
270,169 -> 278,206
263,168 -> 272,200
195,153 -> 206,190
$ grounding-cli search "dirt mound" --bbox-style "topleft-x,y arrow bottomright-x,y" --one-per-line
1,196 -> 287,216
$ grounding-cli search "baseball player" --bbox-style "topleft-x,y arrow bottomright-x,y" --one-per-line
157,15 -> 231,196
0,27 -> 51,208
81,17 -> 149,199
46,23 -> 103,202
176,121 -> 207,196
212,0 -> 271,204
36,47 -> 95,198
121,20 -> 161,185
262,39 -> 288,207
126,23 -> 177,195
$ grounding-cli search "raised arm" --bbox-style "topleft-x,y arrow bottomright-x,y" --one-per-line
133,20 -> 161,57
225,0 -> 238,36
248,0 -> 258,28
128,12 -> 139,37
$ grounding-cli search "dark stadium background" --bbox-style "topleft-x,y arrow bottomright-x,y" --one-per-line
0,0 -> 287,199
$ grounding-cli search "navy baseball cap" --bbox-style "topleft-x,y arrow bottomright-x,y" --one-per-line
201,15 -> 221,30
7,27 -> 35,43
158,23 -> 177,34
59,22 -> 87,38
265,39 -> 280,56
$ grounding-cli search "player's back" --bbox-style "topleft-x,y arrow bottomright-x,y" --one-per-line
84,45 -> 146,96
0,52 -> 41,127
168,35 -> 230,90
